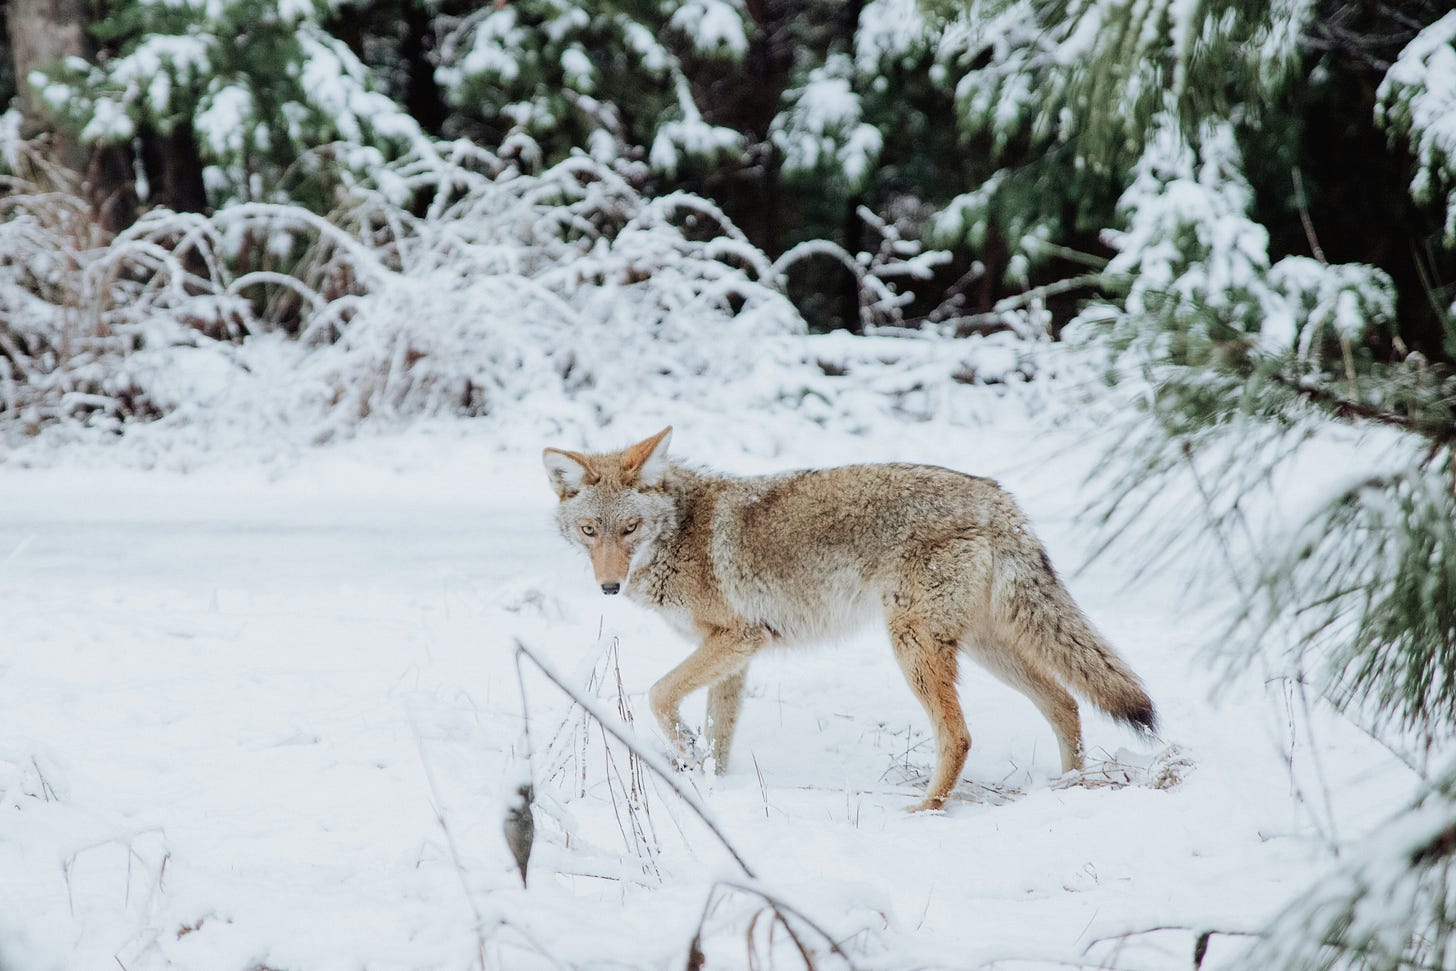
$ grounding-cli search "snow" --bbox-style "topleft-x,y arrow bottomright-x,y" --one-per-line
559,46 -> 595,93
107,33 -> 214,118
617,21 -> 672,76
195,84 -> 256,157
455,7 -> 527,83
1249,751 -> 1456,970
1271,256 -> 1394,351
295,29 -> 426,151
79,98 -> 138,144
855,0 -> 934,73
0,372 -> 1423,970
667,0 -> 750,60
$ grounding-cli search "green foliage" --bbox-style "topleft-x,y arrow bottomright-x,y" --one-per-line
939,0 -> 1314,173
1066,18 -> 1456,963
771,53 -> 882,196
926,0 -> 1320,284
1264,452 -> 1456,733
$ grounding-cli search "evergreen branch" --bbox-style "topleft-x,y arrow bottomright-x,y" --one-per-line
1265,370 -> 1454,445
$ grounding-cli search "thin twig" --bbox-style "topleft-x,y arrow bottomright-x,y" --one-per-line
947,272 -> 1104,332
710,879 -> 860,969
1081,923 -> 1260,970
1290,168 -> 1327,265
515,640 -> 756,875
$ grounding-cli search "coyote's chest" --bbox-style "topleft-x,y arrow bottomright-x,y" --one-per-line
624,543 -> 700,637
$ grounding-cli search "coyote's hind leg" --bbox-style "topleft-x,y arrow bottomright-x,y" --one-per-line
975,646 -> 1085,774
886,609 -> 972,812
705,668 -> 748,772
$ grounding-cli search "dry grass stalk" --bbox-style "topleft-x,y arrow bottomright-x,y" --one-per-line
514,638 -> 859,970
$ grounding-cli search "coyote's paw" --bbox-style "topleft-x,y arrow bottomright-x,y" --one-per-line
905,795 -> 948,814
666,730 -> 706,772
670,751 -> 706,773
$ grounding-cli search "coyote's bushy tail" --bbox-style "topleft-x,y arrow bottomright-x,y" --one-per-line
993,544 -> 1158,735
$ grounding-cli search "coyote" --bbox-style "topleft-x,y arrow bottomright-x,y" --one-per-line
542,427 -> 1157,811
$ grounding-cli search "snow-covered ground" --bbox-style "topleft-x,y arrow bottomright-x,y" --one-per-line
0,393 -> 1420,970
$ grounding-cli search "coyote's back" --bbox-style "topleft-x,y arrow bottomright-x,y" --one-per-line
543,427 -> 1157,811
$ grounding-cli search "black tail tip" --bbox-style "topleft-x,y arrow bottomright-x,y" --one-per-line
1121,700 -> 1159,737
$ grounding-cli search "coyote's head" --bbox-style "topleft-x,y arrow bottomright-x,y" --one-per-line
542,426 -> 676,595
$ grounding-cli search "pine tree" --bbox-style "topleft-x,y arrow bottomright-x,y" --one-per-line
1007,4 -> 1456,966
435,0 -> 749,174
32,0 -> 429,212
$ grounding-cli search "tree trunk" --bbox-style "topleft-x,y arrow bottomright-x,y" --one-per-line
402,1 -> 447,137
7,0 -> 136,230
139,122 -> 209,213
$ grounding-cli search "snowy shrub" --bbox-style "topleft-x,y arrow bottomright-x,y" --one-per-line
1090,114 -> 1280,344
1269,257 -> 1396,362
0,168 -> 180,433
1,135 -> 976,449
297,157 -> 801,439
647,78 -> 746,180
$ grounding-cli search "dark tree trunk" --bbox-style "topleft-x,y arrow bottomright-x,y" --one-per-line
7,0 -> 136,230
0,4 -> 15,110
840,195 -> 866,332
401,1 -> 447,137
139,122 -> 209,213
689,0 -> 799,254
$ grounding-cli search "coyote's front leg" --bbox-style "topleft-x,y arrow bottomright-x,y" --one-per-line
648,628 -> 761,771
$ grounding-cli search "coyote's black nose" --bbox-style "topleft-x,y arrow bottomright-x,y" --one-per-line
601,582 -> 621,595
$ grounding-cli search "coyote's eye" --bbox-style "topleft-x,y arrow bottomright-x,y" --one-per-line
622,520 -> 639,536
580,523 -> 597,537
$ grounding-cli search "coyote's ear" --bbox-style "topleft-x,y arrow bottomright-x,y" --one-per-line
622,426 -> 672,486
542,448 -> 598,497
